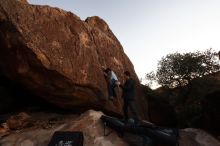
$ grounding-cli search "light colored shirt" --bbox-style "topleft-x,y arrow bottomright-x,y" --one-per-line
110,71 -> 118,81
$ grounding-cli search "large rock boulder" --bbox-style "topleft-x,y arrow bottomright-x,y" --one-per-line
143,86 -> 177,127
0,0 -> 148,117
154,71 -> 220,135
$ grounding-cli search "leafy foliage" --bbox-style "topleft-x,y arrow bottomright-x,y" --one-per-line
146,49 -> 220,88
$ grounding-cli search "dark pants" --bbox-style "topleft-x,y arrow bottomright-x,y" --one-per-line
123,99 -> 139,122
108,79 -> 117,98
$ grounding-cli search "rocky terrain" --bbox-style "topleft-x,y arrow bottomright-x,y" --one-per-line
0,110 -> 219,146
0,0 -> 219,146
0,110 -> 128,146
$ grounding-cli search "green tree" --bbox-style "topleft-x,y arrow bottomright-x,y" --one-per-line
146,49 -> 220,88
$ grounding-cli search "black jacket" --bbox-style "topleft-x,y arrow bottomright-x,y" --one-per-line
120,78 -> 136,101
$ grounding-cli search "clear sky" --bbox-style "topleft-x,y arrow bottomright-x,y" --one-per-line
28,0 -> 220,79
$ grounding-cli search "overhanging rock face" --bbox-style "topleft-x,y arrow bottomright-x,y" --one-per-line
0,0 -> 148,117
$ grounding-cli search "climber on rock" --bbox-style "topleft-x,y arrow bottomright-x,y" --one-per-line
101,66 -> 120,100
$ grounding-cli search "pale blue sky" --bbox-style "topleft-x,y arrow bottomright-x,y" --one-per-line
28,0 -> 220,79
